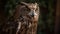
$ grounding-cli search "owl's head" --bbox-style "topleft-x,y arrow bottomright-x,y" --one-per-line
14,2 -> 40,21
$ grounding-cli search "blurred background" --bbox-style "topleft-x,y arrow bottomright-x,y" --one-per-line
0,0 -> 60,34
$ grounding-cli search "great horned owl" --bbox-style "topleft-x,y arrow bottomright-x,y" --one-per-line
14,2 -> 40,34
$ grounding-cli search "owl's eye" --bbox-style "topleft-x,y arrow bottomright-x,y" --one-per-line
35,9 -> 37,11
35,7 -> 39,11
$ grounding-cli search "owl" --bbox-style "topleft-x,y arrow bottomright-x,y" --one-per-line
1,2 -> 39,34
14,2 -> 40,34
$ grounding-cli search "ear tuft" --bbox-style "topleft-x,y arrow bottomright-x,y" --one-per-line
35,3 -> 37,5
20,2 -> 29,6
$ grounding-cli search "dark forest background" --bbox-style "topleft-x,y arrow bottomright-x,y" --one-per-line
0,0 -> 59,34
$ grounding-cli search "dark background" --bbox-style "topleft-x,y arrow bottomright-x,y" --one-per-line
0,0 -> 59,34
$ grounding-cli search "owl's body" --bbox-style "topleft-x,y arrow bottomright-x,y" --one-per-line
14,2 -> 39,34
1,2 -> 39,34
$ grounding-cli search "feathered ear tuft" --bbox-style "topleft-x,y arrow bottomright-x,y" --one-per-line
20,2 -> 29,6
35,3 -> 38,5
35,3 -> 37,4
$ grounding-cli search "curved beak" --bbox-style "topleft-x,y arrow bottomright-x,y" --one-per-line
28,10 -> 37,17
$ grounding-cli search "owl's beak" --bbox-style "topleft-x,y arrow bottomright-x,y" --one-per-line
29,11 -> 37,17
31,11 -> 34,17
